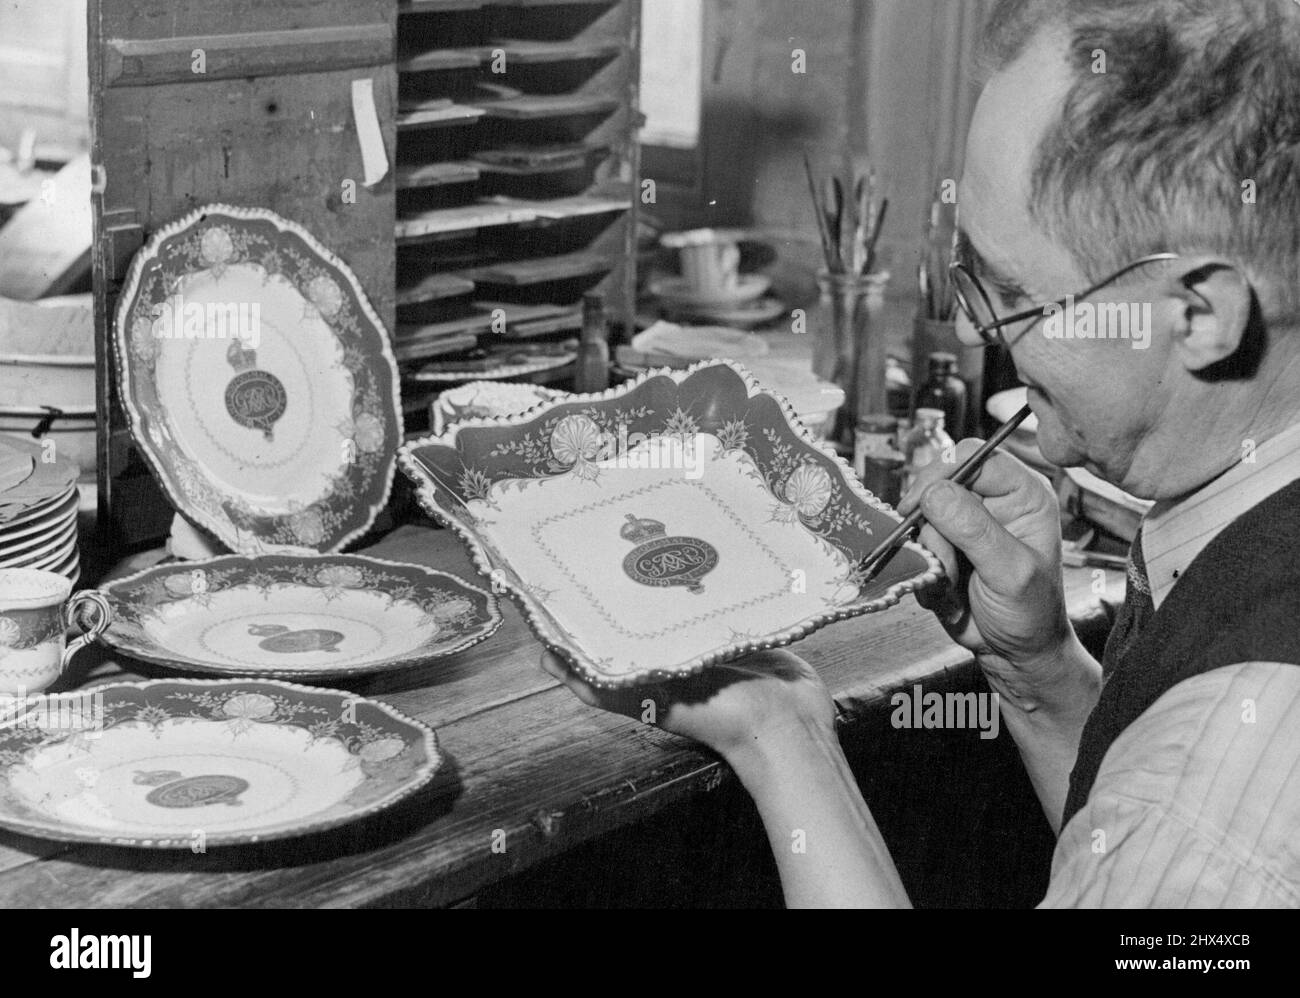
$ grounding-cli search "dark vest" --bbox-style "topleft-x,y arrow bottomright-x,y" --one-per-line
1061,476 -> 1300,827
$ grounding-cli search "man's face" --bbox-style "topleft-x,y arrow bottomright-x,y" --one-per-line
956,31 -> 1172,487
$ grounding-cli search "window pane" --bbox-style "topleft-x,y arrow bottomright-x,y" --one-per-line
639,0 -> 702,149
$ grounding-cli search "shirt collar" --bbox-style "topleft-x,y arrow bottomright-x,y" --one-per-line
1141,419 -> 1300,610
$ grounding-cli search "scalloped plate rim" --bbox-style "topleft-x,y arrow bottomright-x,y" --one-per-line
0,677 -> 441,848
112,203 -> 402,555
398,359 -> 943,689
98,552 -> 503,680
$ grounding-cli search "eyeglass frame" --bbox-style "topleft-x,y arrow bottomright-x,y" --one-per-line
948,251 -> 1182,346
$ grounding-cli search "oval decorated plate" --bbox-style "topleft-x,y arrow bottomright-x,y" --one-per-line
0,679 -> 440,847
100,553 -> 502,680
114,205 -> 402,553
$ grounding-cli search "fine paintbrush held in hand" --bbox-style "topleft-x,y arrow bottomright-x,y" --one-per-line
856,404 -> 1034,584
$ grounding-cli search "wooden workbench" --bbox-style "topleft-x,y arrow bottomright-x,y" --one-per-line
0,523 -> 1122,907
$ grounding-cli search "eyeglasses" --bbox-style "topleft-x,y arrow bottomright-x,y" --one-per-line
949,252 -> 1181,346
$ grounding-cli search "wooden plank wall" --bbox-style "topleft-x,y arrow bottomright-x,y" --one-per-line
88,0 -> 398,545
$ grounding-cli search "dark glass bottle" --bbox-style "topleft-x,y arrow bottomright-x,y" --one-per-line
574,292 -> 610,393
914,352 -> 967,439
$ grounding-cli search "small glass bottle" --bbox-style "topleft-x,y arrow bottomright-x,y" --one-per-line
574,292 -> 610,393
914,352 -> 967,440
854,413 -> 904,506
901,407 -> 955,494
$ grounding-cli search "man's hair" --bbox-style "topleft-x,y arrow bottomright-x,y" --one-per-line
980,0 -> 1300,322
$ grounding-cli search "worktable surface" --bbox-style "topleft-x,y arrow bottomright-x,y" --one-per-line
0,523 -> 1121,908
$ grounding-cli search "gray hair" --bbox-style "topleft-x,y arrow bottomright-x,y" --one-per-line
980,0 -> 1300,322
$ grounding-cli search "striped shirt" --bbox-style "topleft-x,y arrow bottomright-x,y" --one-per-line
1040,419 -> 1300,907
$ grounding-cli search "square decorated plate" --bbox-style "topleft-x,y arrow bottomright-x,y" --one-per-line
399,361 -> 942,687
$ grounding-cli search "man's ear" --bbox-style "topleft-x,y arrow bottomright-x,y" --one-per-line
1166,258 -> 1253,371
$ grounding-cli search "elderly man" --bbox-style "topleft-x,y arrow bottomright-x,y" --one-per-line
543,0 -> 1300,907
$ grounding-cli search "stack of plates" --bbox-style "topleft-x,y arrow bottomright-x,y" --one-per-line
0,435 -> 81,584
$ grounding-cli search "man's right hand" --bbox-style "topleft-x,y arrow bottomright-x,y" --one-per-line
898,439 -> 1083,707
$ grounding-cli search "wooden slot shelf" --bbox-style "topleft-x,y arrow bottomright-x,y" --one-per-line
396,193 -> 627,241
400,1 -> 486,12
480,193 -> 630,219
471,93 -> 620,120
472,142 -> 608,175
396,202 -> 539,241
397,272 -> 477,306
395,0 -> 638,382
395,160 -> 481,190
397,106 -> 487,131
397,98 -> 485,128
394,332 -> 482,364
479,302 -> 584,339
483,37 -> 624,64
485,0 -> 618,7
396,315 -> 494,362
459,250 -> 612,286
398,47 -> 483,72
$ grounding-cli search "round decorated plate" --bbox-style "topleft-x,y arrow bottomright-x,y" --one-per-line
100,553 -> 502,680
114,205 -> 402,554
0,679 -> 440,847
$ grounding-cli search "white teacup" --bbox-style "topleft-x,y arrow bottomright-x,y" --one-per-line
0,569 -> 110,694
671,229 -> 741,297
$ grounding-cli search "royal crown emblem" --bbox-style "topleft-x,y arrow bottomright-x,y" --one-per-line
225,339 -> 287,441
619,513 -> 719,595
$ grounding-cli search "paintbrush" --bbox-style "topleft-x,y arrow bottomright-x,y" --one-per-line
856,404 -> 1034,584
825,175 -> 845,271
803,151 -> 837,271
864,196 -> 888,275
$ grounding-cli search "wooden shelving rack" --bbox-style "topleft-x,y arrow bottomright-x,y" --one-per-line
394,0 -> 641,394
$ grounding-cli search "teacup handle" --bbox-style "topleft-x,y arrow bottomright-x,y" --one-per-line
62,590 -> 112,670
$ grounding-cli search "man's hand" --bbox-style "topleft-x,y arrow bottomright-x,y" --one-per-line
541,648 -> 912,906
538,647 -> 834,765
899,440 -> 1080,704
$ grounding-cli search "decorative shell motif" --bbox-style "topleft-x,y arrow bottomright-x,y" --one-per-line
163,573 -> 198,598
307,275 -> 344,320
221,693 -> 277,721
780,463 -> 834,519
358,737 -> 406,763
289,509 -> 327,547
315,564 -> 365,589
199,226 -> 235,266
131,325 -> 159,364
0,617 -> 21,647
428,596 -> 474,624
351,412 -> 386,454
549,415 -> 609,467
